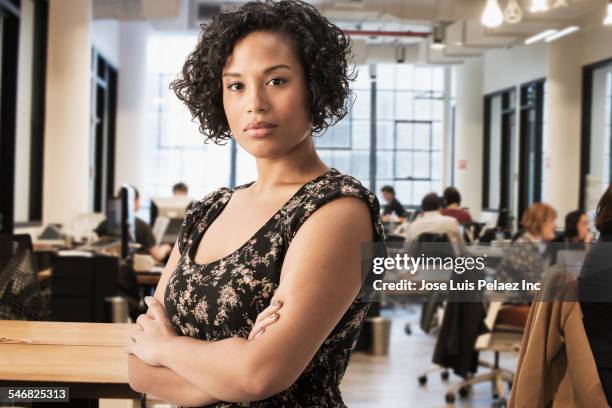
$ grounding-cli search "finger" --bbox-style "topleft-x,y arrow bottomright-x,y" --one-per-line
248,312 -> 279,340
145,297 -> 166,320
136,314 -> 153,330
254,328 -> 265,339
248,326 -> 264,341
255,300 -> 283,324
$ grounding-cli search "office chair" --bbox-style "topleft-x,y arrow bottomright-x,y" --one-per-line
443,302 -> 523,406
413,233 -> 455,384
0,234 -> 48,320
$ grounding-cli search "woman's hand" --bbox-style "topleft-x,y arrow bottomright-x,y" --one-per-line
248,300 -> 283,340
125,296 -> 177,367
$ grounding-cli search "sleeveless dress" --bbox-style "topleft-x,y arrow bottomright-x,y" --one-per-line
164,168 -> 386,407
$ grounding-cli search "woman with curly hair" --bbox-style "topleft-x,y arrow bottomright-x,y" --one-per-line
125,1 -> 386,406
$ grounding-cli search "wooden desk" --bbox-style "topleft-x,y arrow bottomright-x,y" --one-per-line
136,272 -> 161,286
0,320 -> 139,401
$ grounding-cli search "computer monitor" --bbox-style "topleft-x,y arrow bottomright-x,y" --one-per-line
150,197 -> 191,245
106,197 -> 122,237
150,197 -> 191,224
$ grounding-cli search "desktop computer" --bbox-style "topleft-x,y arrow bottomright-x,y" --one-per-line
150,196 -> 191,245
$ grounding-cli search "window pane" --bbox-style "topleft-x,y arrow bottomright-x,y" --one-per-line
352,89 -> 371,120
413,152 -> 431,179
395,151 -> 412,178
377,151 -> 394,179
376,90 -> 394,120
376,122 -> 394,150
352,120 -> 370,149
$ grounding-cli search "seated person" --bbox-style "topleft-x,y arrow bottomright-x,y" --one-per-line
552,209 -> 592,244
380,185 -> 406,222
497,203 -> 557,283
95,187 -> 172,263
579,186 -> 612,404
173,182 -> 189,197
402,193 -> 462,244
440,186 -> 473,223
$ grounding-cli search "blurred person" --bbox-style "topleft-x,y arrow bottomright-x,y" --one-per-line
578,186 -> 612,404
402,192 -> 462,244
440,186 -> 472,224
95,186 -> 172,262
479,208 -> 513,243
172,182 -> 189,197
497,202 -> 557,283
380,185 -> 406,222
552,209 -> 592,244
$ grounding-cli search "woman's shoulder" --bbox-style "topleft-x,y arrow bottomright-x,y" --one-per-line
302,169 -> 380,209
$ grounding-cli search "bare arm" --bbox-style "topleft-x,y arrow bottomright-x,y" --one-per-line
127,243 -> 220,406
156,197 -> 373,401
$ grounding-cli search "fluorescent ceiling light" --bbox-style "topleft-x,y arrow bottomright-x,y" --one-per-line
545,26 -> 579,42
524,29 -> 557,44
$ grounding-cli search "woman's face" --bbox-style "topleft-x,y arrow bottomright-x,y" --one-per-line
576,214 -> 589,241
540,216 -> 557,241
222,31 -> 311,159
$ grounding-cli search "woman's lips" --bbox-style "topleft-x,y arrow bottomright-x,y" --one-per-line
245,126 -> 276,138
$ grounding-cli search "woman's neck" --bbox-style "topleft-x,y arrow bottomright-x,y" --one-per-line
252,135 -> 329,192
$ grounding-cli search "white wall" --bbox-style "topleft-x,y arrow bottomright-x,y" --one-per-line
43,0 -> 93,225
114,22 -> 154,195
91,19 -> 120,68
453,58 -> 484,220
483,43 -> 548,94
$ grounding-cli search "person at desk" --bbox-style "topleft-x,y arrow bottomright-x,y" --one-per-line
125,2 -> 386,406
497,203 -> 557,283
440,186 -> 472,223
551,209 -> 592,244
579,186 -> 612,404
402,193 -> 462,244
95,187 -> 172,262
172,182 -> 189,197
380,185 -> 406,222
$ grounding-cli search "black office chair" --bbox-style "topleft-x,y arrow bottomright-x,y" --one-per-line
0,234 -> 48,320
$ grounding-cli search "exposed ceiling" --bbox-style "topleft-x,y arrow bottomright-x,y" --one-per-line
93,0 -> 612,64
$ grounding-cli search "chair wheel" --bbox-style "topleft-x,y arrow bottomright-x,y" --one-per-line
418,375 -> 427,385
441,371 -> 449,380
404,324 -> 412,335
458,386 -> 470,398
445,393 -> 455,403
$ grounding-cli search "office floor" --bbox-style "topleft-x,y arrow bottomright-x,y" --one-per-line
101,307 -> 518,408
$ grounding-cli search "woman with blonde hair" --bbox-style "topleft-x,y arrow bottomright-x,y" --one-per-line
497,202 -> 557,283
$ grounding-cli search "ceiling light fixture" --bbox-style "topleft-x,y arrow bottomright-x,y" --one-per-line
545,25 -> 579,42
481,0 -> 504,28
553,0 -> 568,8
530,0 -> 549,13
504,0 -> 523,24
524,29 -> 557,44
605,0 -> 612,25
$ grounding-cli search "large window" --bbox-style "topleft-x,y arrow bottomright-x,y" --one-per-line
149,35 -> 447,208
581,58 -> 612,210
483,88 -> 516,212
315,64 -> 445,206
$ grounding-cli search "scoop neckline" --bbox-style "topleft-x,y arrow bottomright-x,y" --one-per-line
188,167 -> 339,268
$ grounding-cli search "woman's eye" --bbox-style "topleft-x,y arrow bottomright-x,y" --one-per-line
268,78 -> 287,86
228,83 -> 243,91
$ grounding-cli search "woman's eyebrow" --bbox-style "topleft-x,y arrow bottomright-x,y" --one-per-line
222,64 -> 292,78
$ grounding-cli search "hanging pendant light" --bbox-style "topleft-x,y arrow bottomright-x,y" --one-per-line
604,0 -> 612,25
530,0 -> 549,13
553,0 -> 568,8
481,0 -> 504,28
504,0 -> 523,24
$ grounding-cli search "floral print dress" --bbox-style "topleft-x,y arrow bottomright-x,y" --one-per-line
164,168 -> 386,407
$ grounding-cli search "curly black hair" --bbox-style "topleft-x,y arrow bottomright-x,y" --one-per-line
170,0 -> 356,145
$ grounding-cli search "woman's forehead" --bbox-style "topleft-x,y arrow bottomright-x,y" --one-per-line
223,32 -> 299,73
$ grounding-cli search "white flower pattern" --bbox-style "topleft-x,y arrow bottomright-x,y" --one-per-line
164,168 -> 386,407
